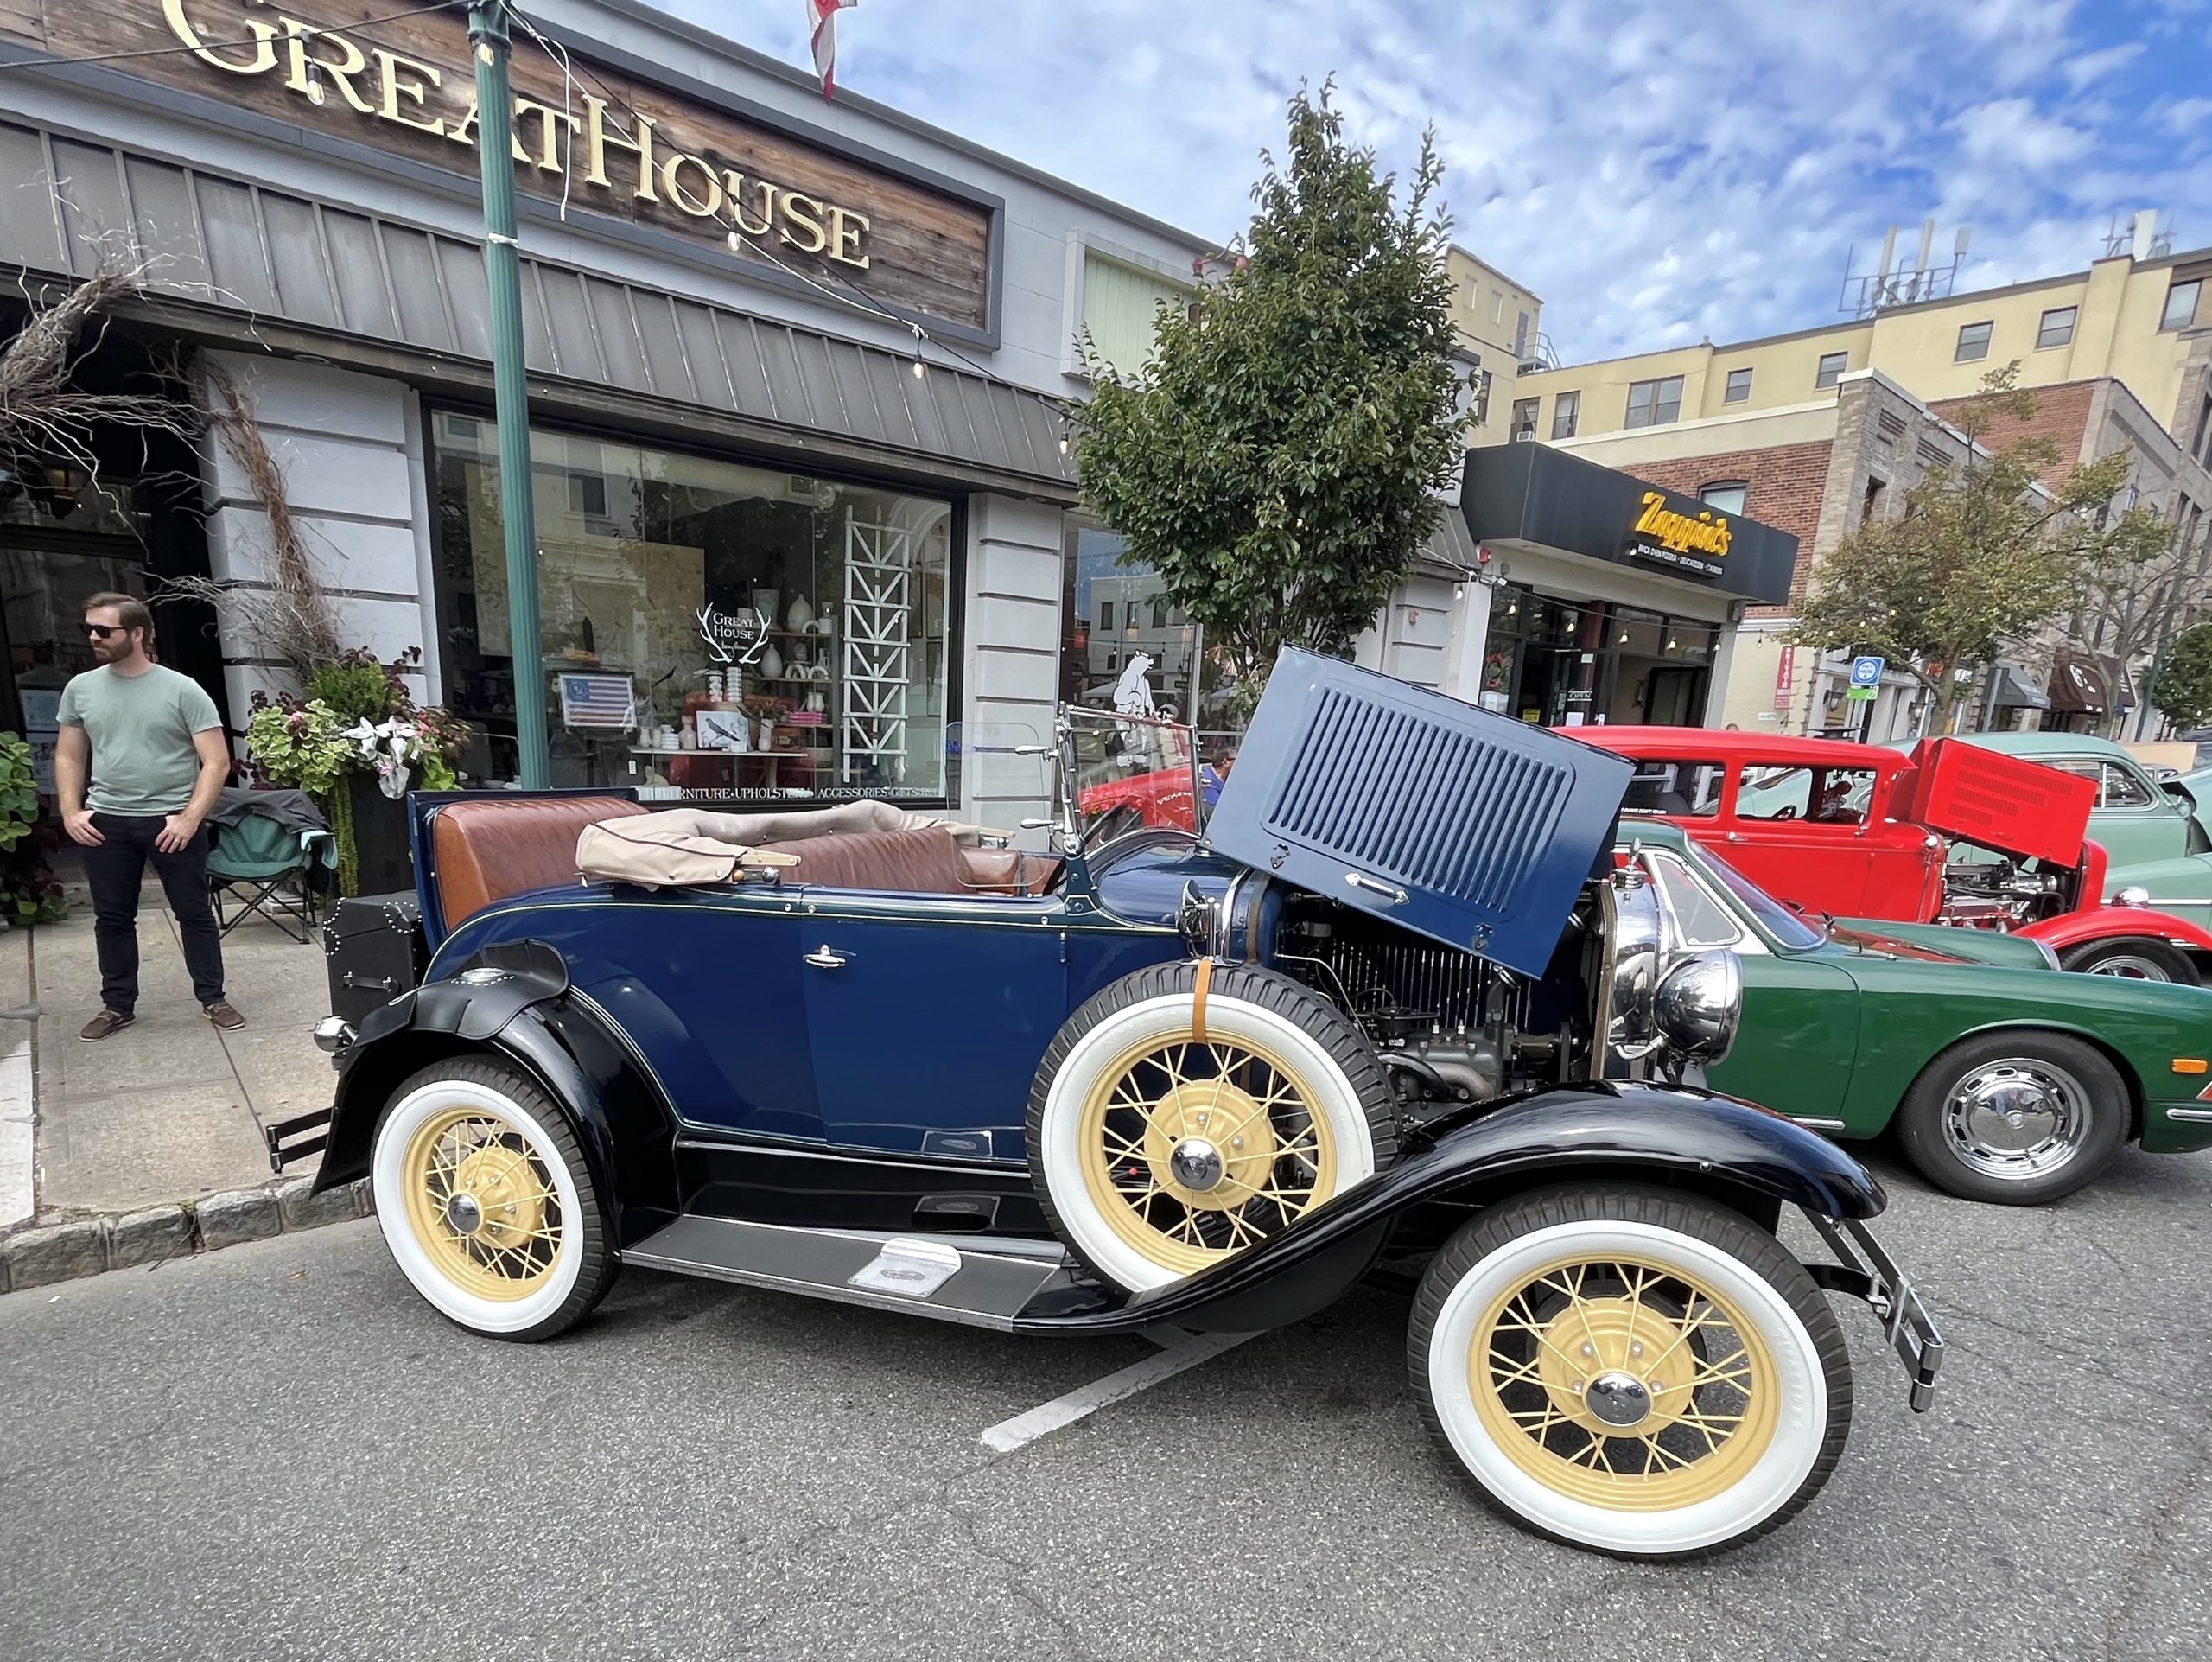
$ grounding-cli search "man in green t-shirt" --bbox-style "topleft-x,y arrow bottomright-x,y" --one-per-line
54,593 -> 245,1041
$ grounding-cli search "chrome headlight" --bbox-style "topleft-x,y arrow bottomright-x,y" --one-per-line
1654,950 -> 1742,1066
1607,869 -> 1665,1059
2115,885 -> 2151,908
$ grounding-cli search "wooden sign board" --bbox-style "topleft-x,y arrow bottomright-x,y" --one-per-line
3,0 -> 994,332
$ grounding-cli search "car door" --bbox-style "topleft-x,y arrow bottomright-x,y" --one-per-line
1644,848 -> 1860,1126
798,891 -> 1071,1159
1721,763 -> 1881,916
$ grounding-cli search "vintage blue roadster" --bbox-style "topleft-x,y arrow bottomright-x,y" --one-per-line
272,651 -> 1942,1559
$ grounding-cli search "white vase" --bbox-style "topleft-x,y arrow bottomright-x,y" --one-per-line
786,593 -> 814,633
760,642 -> 784,679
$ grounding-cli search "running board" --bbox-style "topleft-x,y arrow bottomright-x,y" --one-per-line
620,1215 -> 1084,1330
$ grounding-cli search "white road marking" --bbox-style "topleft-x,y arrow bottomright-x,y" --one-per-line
0,1034 -> 34,1229
979,1329 -> 1255,1454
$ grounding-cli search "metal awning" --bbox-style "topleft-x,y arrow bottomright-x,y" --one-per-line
1986,659 -> 2051,710
0,119 -> 1074,493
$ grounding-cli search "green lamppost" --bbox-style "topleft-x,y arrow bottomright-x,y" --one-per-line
465,0 -> 548,786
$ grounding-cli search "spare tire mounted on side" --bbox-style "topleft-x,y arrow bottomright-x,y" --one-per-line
1027,959 -> 1399,1291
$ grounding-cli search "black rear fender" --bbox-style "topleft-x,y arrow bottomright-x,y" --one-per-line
315,966 -> 682,1249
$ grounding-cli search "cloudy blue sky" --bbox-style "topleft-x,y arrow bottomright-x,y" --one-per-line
667,0 -> 2212,366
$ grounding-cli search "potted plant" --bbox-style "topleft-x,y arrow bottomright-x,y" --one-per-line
0,733 -> 67,927
244,650 -> 472,896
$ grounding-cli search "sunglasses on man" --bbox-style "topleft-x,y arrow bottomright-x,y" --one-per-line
82,622 -> 130,640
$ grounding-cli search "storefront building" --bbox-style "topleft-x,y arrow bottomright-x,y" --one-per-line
0,0 -> 1211,827
1431,443 -> 1798,729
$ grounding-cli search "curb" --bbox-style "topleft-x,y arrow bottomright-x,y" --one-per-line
0,1175 -> 372,1296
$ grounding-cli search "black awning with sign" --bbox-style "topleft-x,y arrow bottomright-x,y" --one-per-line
1457,443 -> 1799,606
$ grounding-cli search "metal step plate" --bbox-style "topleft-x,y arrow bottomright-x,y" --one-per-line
620,1215 -> 1075,1329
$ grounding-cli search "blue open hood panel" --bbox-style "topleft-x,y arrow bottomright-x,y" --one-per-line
1207,650 -> 1632,975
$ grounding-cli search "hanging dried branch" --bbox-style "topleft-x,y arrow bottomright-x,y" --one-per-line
0,262 -> 200,486
162,360 -> 345,679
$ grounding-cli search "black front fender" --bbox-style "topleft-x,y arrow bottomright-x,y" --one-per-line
1020,1083 -> 1885,1336
314,954 -> 682,1249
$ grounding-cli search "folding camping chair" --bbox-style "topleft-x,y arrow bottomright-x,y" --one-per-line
207,812 -> 334,943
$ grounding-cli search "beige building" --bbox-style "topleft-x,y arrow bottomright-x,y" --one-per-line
1505,242 -> 2212,455
1446,246 -> 1548,437
1486,237 -> 2212,737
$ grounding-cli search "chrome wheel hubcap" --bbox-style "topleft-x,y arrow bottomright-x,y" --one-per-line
1943,1059 -> 2089,1179
444,1193 -> 484,1235
2084,954 -> 2171,981
1582,1371 -> 1653,1429
1167,1137 -> 1225,1192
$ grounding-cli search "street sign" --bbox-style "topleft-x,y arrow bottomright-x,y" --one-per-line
1846,686 -> 1878,701
1850,654 -> 1885,689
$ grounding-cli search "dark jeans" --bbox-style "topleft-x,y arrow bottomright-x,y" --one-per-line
81,812 -> 226,1016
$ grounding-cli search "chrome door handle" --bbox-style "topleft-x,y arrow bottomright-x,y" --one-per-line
804,945 -> 848,969
1344,871 -> 1408,905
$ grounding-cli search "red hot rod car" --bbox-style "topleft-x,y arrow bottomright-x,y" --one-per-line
1573,726 -> 2212,980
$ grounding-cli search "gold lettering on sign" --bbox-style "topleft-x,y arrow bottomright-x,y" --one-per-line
779,190 -> 828,254
161,0 -> 276,73
372,47 -> 445,136
278,16 -> 377,116
582,93 -> 658,204
149,0 -> 883,274
826,204 -> 870,269
1632,491 -> 1733,558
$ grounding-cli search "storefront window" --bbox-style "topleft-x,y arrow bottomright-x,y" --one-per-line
1481,583 -> 1719,729
433,413 -> 954,801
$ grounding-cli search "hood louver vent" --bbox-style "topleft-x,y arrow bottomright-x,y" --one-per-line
1208,650 -> 1633,974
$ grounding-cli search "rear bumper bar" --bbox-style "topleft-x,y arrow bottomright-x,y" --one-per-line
264,1107 -> 334,1175
1802,1211 -> 1946,1412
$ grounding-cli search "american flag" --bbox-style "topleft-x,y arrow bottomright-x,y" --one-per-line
558,674 -> 636,730
810,0 -> 857,100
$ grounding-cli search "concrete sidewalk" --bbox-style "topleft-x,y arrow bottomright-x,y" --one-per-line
1,882 -> 341,1248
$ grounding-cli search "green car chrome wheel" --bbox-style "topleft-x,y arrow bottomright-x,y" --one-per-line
1894,1033 -> 2126,1206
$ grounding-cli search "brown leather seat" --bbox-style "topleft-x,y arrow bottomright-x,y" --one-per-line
780,825 -> 973,895
432,796 -> 648,927
959,847 -> 1065,895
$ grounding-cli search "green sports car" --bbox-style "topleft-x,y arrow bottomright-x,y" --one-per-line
1621,823 -> 2212,1205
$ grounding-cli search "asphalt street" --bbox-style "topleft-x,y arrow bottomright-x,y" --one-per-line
4,1143 -> 2209,1662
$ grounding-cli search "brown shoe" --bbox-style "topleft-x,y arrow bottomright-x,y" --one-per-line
79,1009 -> 136,1042
203,1000 -> 245,1032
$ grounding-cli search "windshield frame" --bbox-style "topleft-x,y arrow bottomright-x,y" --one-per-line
1672,835 -> 1829,952
1058,706 -> 1206,848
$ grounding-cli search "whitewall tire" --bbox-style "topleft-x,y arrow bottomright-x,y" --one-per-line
370,1058 -> 617,1340
1027,961 -> 1398,1292
1408,1187 -> 1851,1559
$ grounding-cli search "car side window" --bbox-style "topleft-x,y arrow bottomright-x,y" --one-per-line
2097,764 -> 2156,809
1736,767 -> 1810,820
1806,768 -> 1875,824
2049,758 -> 2156,809
1649,854 -> 1745,949
1620,760 -> 1726,818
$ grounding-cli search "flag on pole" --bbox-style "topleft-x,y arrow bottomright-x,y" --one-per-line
809,0 -> 857,101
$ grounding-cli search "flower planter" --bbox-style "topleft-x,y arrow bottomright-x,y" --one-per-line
345,770 -> 415,897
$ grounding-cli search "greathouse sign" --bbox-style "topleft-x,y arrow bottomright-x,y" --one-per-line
5,0 -> 995,332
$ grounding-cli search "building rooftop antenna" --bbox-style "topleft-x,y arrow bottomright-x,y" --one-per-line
2101,208 -> 2172,260
1837,220 -> 1971,318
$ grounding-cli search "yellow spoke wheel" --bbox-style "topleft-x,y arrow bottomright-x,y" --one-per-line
1470,1251 -> 1781,1511
1076,1032 -> 1338,1277
398,1105 -> 567,1302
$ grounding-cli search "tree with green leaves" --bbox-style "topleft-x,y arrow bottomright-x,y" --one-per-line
1790,363 -> 2158,733
2151,622 -> 2212,735
1068,83 -> 1465,721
